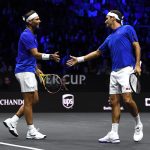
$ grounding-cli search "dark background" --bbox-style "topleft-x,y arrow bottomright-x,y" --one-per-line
0,0 -> 150,112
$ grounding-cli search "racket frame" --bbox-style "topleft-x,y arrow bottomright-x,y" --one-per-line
39,73 -> 63,94
129,73 -> 141,94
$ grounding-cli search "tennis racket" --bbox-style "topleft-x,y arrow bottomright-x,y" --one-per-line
129,73 -> 141,94
39,74 -> 63,94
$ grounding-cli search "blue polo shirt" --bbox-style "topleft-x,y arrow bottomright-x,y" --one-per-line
98,25 -> 138,71
15,28 -> 38,73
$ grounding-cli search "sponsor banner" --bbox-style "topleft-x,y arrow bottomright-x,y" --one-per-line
0,92 -> 24,112
0,92 -> 150,112
62,94 -> 74,109
145,98 -> 150,107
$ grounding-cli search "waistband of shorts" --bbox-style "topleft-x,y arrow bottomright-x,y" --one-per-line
112,66 -> 133,72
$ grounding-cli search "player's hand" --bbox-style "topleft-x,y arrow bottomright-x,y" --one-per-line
66,55 -> 78,67
50,51 -> 60,62
134,64 -> 141,76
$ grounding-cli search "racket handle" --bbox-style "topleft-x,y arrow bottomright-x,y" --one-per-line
39,74 -> 44,83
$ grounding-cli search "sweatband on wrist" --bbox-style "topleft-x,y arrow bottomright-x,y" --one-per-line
77,56 -> 84,63
42,54 -> 50,60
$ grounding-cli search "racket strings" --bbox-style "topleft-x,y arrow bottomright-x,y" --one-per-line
44,75 -> 62,93
130,73 -> 141,94
130,75 -> 137,90
136,78 -> 141,93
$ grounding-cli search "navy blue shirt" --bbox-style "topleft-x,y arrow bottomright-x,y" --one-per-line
98,25 -> 138,71
15,28 -> 38,73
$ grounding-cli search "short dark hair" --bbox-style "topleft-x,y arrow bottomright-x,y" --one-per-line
110,10 -> 123,24
22,10 -> 36,23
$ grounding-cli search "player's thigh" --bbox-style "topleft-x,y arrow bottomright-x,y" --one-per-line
122,92 -> 133,103
15,72 -> 38,93
117,66 -> 134,93
109,72 -> 121,94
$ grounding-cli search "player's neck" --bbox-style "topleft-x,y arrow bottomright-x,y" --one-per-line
111,23 -> 121,30
26,26 -> 34,34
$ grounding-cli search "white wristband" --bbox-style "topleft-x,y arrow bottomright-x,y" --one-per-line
77,56 -> 84,63
42,54 -> 50,60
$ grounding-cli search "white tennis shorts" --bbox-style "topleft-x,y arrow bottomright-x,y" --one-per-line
15,72 -> 38,92
109,66 -> 134,94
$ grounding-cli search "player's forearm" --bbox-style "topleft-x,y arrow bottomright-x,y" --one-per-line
34,52 -> 43,59
30,48 -> 52,60
35,66 -> 38,71
35,66 -> 40,72
135,50 -> 141,66
35,65 -> 43,76
133,42 -> 141,65
84,50 -> 101,61
35,66 -> 39,75
77,50 -> 101,63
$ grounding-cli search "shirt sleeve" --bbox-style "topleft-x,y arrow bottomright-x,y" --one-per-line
21,34 -> 37,51
98,38 -> 109,53
127,25 -> 138,43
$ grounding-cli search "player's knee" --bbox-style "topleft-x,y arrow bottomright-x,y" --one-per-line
33,91 -> 39,104
109,96 -> 119,106
33,97 -> 39,104
123,96 -> 132,104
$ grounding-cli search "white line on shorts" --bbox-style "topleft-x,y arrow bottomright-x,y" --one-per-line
0,142 -> 44,150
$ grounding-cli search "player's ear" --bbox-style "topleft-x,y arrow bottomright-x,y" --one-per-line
28,20 -> 33,25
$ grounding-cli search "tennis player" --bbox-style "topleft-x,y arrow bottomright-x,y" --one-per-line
66,10 -> 143,143
3,10 -> 60,139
